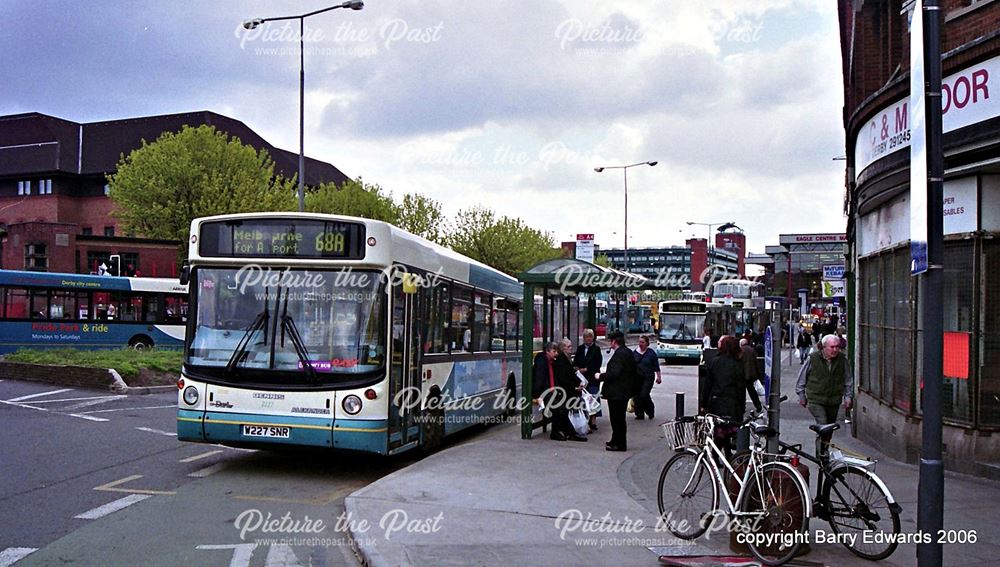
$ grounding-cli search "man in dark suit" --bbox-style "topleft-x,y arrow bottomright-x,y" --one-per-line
596,331 -> 637,451
574,328 -> 603,432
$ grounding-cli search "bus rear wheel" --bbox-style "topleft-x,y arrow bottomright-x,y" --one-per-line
129,336 -> 154,351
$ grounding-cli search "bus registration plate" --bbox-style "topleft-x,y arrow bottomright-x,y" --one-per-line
241,425 -> 290,438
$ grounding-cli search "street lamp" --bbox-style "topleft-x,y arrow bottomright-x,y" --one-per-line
593,161 -> 657,271
243,0 -> 364,212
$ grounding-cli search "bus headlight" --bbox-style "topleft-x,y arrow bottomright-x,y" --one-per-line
342,395 -> 362,415
182,386 -> 199,406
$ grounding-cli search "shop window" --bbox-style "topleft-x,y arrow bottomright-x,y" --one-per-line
981,241 -> 1000,427
940,241 -> 975,424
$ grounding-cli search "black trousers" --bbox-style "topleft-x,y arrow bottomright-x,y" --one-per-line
634,376 -> 656,418
607,398 -> 628,449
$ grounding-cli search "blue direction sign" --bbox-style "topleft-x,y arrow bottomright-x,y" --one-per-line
763,326 -> 773,399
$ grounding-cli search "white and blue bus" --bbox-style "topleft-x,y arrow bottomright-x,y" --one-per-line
176,213 -> 523,455
0,269 -> 187,353
655,300 -> 707,361
708,278 -> 765,336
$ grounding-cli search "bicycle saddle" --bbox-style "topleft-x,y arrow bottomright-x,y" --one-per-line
809,423 -> 841,435
753,424 -> 778,437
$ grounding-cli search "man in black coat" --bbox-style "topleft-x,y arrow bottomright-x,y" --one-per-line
596,331 -> 637,451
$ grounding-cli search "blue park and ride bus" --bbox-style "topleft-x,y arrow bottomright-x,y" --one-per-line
0,269 -> 187,354
655,300 -> 707,361
176,213 -> 523,455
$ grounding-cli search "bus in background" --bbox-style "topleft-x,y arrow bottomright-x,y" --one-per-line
594,299 -> 608,336
681,290 -> 709,302
655,300 -> 707,362
177,213 -> 523,456
707,278 -> 765,336
0,269 -> 187,353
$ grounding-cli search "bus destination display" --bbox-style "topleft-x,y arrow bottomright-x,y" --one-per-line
199,219 -> 366,259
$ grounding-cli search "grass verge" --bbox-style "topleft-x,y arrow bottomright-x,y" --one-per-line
2,348 -> 182,379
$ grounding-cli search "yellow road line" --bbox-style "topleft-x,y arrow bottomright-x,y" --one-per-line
94,474 -> 176,496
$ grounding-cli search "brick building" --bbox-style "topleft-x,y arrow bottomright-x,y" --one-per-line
0,111 -> 349,276
839,0 -> 1000,477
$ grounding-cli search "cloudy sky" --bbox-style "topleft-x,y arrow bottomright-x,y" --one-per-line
0,0 -> 846,255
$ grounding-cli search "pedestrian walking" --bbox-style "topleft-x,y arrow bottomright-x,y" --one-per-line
594,331 -> 636,452
795,334 -> 854,459
632,335 -> 661,420
796,326 -> 813,364
700,335 -> 762,458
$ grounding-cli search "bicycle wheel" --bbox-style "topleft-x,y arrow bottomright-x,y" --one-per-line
657,450 -> 718,539
739,462 -> 809,566
822,465 -> 901,560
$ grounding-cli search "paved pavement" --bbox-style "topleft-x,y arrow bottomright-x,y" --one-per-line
345,349 -> 1000,567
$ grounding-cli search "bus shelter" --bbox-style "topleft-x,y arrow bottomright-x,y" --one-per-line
517,258 -> 665,439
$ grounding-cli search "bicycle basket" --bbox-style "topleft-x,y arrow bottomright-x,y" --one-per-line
661,418 -> 704,450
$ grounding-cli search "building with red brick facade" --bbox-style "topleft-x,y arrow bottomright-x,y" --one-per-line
839,0 -> 1000,477
0,111 -> 349,276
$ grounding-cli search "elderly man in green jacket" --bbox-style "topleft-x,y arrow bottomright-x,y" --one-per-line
796,333 -> 854,459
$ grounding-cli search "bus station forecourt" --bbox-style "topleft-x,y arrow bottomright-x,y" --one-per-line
344,342 -> 999,567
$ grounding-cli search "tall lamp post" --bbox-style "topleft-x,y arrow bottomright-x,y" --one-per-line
593,161 -> 657,272
243,1 -> 364,212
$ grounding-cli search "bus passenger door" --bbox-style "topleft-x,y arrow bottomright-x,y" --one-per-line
388,279 -> 422,452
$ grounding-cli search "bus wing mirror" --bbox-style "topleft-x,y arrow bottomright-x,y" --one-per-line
179,262 -> 190,286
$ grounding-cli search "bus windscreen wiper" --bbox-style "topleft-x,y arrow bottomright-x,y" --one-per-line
224,290 -> 270,377
279,289 -> 317,382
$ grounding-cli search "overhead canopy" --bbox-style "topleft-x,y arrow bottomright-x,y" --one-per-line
517,257 -> 649,291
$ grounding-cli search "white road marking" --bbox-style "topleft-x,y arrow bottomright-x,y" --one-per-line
135,426 -> 177,437
195,544 -> 257,566
63,396 -> 127,411
187,463 -> 227,478
82,405 -> 177,414
7,388 -> 73,402
0,548 -> 38,567
179,450 -> 223,463
74,494 -> 151,520
0,400 -> 109,422
24,394 -> 125,404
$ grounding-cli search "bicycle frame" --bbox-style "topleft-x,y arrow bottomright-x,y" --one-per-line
686,416 -> 812,521
778,439 -> 899,512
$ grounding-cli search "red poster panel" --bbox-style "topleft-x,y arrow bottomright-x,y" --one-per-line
943,331 -> 970,380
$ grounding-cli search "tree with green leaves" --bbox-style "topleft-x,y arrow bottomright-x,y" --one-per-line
305,177 -> 399,222
108,125 -> 295,248
446,206 -> 561,275
593,254 -> 613,268
398,193 -> 447,244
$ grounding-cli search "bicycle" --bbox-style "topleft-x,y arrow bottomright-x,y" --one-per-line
657,413 -> 811,566
772,421 -> 902,560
